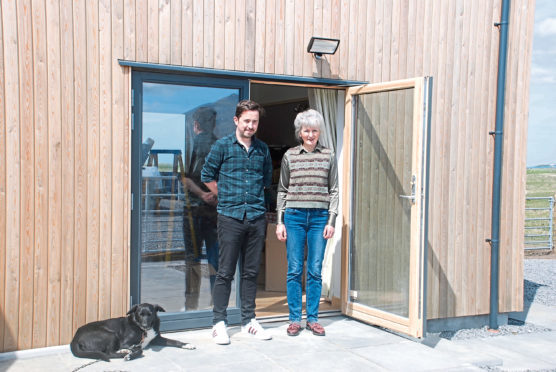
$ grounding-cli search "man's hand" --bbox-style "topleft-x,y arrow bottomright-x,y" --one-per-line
204,180 -> 218,196
201,192 -> 217,206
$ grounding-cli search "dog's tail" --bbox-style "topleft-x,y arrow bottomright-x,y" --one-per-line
70,341 -> 110,362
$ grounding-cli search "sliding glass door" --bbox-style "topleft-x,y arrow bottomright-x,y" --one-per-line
131,71 -> 248,330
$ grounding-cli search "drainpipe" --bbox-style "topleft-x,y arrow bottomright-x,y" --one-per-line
488,0 -> 511,330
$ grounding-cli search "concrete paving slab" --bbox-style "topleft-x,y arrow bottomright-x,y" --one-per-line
509,302 -> 556,330
422,336 -> 502,368
351,339 -> 479,372
452,331 -> 556,372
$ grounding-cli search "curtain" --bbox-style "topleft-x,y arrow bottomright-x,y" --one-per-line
308,88 -> 343,301
308,88 -> 338,152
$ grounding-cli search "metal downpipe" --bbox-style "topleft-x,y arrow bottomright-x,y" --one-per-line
489,0 -> 511,330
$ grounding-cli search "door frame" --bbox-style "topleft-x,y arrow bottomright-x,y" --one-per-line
340,77 -> 432,338
125,61 -> 397,331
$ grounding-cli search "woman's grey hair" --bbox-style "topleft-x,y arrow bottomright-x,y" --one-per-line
294,109 -> 324,142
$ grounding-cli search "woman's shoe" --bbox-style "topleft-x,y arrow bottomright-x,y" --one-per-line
306,322 -> 325,336
287,323 -> 302,336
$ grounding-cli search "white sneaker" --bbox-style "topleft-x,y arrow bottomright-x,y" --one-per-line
212,321 -> 230,345
241,318 -> 272,340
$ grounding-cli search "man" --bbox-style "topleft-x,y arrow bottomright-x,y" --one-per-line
201,100 -> 273,344
183,107 -> 219,311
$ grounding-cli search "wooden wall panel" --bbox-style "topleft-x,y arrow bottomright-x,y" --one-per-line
30,0 -> 48,348
274,0 -> 284,75
264,0 -> 275,73
111,0 -> 125,319
60,0 -> 75,345
234,0 -> 246,71
181,0 -> 193,66
0,0 -> 7,352
99,0 -> 113,323
16,0 -> 35,351
45,0 -> 62,346
203,0 -> 214,68
283,0 -> 294,75
147,0 -> 158,63
214,0 -> 225,69
85,0 -> 100,324
135,0 -> 147,61
2,0 -> 21,352
0,0 -> 535,351
225,0 -> 236,70
71,0 -> 88,338
170,0 -> 182,65
158,0 -> 171,64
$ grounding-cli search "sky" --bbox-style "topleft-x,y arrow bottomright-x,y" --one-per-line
527,0 -> 556,166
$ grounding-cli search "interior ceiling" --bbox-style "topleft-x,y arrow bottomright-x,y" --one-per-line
250,83 -> 309,105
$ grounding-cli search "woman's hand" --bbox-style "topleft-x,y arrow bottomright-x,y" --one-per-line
323,225 -> 335,239
275,224 -> 287,242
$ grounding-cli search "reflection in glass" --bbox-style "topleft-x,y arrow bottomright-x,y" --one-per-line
350,88 -> 414,317
140,83 -> 239,312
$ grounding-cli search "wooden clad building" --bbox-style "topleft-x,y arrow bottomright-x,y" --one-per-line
0,0 -> 534,351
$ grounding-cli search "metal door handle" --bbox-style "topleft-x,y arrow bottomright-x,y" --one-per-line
399,175 -> 416,204
399,194 -> 415,202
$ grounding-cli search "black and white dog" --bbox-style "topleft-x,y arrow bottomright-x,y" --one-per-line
70,303 -> 195,361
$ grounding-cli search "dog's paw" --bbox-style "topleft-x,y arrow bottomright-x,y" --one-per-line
182,343 -> 196,350
124,354 -> 132,361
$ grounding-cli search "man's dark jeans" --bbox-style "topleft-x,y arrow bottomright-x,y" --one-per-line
212,214 -> 267,325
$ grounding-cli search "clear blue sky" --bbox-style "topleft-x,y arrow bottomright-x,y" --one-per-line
527,0 -> 556,166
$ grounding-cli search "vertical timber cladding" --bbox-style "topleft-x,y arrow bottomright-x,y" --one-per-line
0,0 -> 535,351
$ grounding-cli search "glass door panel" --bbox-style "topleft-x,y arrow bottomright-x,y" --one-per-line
350,87 -> 414,317
131,72 -> 248,329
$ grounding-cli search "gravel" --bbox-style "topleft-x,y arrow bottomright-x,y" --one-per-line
524,258 -> 556,307
435,258 -> 555,341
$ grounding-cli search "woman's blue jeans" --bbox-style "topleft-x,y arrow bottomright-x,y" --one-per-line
284,208 -> 328,323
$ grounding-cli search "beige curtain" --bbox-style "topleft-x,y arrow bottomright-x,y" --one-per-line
308,88 -> 344,301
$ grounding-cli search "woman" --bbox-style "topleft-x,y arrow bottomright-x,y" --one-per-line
275,109 -> 338,337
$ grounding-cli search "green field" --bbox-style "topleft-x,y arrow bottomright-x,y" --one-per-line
526,168 -> 556,197
525,168 -> 556,251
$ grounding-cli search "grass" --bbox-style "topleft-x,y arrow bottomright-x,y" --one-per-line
525,168 -> 556,252
526,168 -> 556,198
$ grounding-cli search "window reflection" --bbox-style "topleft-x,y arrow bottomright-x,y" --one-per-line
140,83 -> 238,312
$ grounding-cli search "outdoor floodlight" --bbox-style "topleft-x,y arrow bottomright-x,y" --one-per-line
307,36 -> 340,60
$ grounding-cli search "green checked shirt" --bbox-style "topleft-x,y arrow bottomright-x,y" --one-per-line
201,133 -> 273,221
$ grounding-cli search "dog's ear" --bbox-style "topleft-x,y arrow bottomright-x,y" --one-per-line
127,304 -> 139,315
154,305 -> 166,313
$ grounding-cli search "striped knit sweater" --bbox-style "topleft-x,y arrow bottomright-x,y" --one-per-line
276,143 -> 339,225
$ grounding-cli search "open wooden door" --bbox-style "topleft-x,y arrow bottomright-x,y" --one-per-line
341,77 -> 431,338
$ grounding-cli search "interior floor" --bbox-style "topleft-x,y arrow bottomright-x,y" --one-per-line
255,289 -> 339,318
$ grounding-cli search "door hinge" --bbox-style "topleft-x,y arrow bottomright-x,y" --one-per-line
131,193 -> 134,211
131,89 -> 134,107
131,112 -> 134,131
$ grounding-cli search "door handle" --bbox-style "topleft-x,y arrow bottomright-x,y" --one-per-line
399,194 -> 415,202
399,175 -> 416,204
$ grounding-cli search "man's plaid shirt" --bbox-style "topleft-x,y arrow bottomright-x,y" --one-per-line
201,133 -> 273,221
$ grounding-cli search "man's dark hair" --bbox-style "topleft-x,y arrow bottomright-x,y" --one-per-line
235,100 -> 265,119
193,106 -> 217,132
